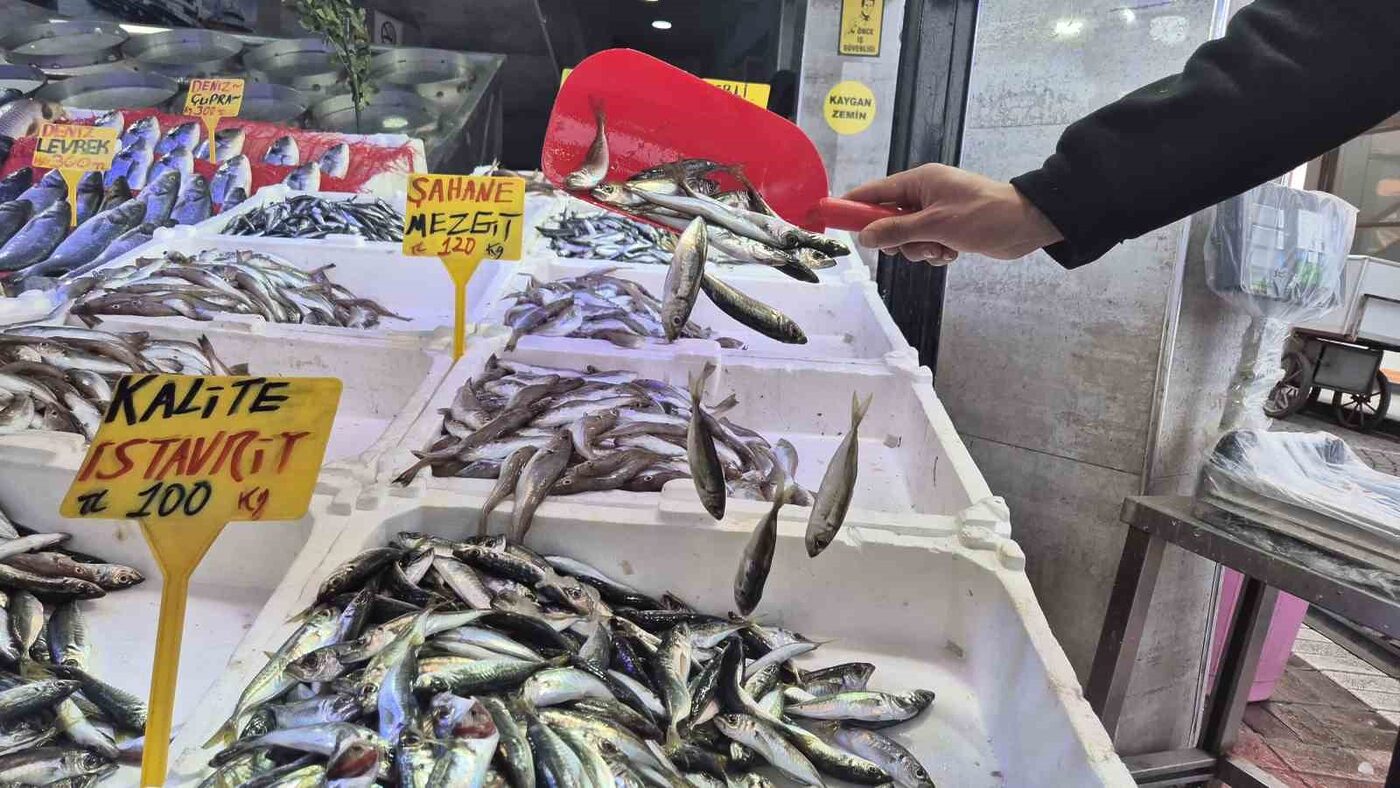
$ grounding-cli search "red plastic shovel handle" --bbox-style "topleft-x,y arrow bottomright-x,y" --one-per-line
814,198 -> 906,231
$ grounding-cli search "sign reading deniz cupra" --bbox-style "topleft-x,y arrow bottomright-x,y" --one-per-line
62,375 -> 341,523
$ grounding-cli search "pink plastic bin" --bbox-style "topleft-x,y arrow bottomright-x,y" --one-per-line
1208,568 -> 1310,702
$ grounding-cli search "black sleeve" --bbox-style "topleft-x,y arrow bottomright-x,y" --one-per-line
1010,0 -> 1400,269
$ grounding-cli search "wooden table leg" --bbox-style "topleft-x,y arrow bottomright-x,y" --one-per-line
1087,526 -> 1166,738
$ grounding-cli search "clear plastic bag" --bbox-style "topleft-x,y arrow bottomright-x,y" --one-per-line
1204,183 -> 1357,433
1201,429 -> 1400,538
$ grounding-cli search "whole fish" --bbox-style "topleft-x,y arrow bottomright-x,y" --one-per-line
264,135 -> 300,166
106,139 -> 154,190
284,160 -> 321,191
0,201 -> 32,248
149,145 -> 193,185
524,708 -> 588,788
0,199 -> 69,272
0,679 -> 80,722
734,469 -> 787,616
0,747 -> 110,785
806,393 -> 871,557
120,116 -> 160,150
69,222 -> 154,276
195,126 -> 246,163
509,431 -> 573,544
826,724 -> 936,788
700,274 -> 807,344
784,689 -> 935,726
0,99 -> 62,140
21,199 -> 148,278
48,664 -> 148,733
480,697 -> 534,788
138,170 -> 182,226
563,101 -> 608,190
156,120 -> 201,156
656,623 -> 693,744
46,602 -> 89,666
70,171 -> 104,226
661,216 -> 708,341
319,142 -> 351,178
478,444 -> 537,535
16,170 -> 67,215
170,174 -> 212,225
98,176 -> 133,213
687,364 -> 726,520
0,167 -> 32,203
714,714 -> 823,786
211,154 -> 252,208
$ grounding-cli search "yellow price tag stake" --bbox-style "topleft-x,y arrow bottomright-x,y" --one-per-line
403,174 -> 525,359
62,374 -> 341,788
183,78 -> 245,162
32,123 -> 118,226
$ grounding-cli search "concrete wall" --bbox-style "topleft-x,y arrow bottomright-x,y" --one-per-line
938,0 -> 1245,753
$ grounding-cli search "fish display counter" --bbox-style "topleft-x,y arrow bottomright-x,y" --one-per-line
169,486 -> 1133,786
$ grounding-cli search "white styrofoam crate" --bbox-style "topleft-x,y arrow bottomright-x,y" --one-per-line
379,332 -> 998,536
531,196 -> 868,282
0,320 -> 451,477
0,452 -> 360,788
71,233 -> 510,339
476,255 -> 914,365
171,488 -> 1131,787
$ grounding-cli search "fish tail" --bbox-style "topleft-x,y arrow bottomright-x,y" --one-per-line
852,392 -> 873,426
201,718 -> 237,749
393,460 -> 427,487
589,96 -> 606,125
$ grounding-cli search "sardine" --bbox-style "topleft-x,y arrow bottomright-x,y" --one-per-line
806,393 -> 871,556
264,135 -> 300,166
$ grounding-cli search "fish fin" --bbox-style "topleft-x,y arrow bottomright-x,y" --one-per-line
201,718 -> 237,749
228,363 -> 250,376
852,392 -> 873,426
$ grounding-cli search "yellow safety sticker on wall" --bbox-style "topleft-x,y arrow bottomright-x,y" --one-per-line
839,0 -> 884,57
824,81 -> 876,135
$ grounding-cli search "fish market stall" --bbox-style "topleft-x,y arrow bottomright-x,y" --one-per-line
169,487 -> 1131,786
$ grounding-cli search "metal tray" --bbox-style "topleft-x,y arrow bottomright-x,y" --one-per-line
309,88 -> 438,137
244,38 -> 344,96
1,21 -> 128,70
369,48 -> 483,110
36,71 -> 179,111
0,64 -> 46,96
170,81 -> 308,124
122,29 -> 244,79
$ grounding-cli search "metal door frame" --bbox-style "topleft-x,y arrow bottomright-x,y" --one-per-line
876,0 -> 979,379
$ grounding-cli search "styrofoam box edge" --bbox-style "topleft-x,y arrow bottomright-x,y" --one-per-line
380,329 -> 1004,539
169,486 -> 1131,786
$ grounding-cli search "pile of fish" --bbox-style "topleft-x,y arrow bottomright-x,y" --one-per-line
220,195 -> 403,242
63,250 -> 407,330
0,322 -> 242,440
562,104 -> 849,283
0,503 -> 149,785
200,534 -> 937,787
500,269 -> 742,351
108,116 -> 247,216
537,212 -> 671,266
0,164 -> 207,286
392,355 -> 813,536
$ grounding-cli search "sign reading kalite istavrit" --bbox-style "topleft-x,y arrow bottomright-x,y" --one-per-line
402,174 -> 526,260
32,123 -> 119,172
61,374 -> 341,523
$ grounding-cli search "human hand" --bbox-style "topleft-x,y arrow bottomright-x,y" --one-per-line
844,164 -> 1063,264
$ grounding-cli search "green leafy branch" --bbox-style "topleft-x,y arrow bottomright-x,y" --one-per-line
286,0 -> 376,128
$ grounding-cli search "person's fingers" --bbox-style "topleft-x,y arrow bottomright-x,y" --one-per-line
857,212 -> 931,249
843,170 -> 919,207
896,242 -> 947,261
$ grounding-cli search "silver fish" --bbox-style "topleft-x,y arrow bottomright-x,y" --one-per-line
148,145 -> 193,185
107,139 -> 154,190
170,174 -> 213,226
563,102 -> 608,190
284,160 -> 321,191
264,135 -> 300,166
0,200 -> 33,248
15,170 -> 67,215
478,444 -> 537,535
21,199 -> 147,278
0,168 -> 33,203
509,431 -> 573,543
68,222 -> 154,276
661,217 -> 708,341
195,126 -> 246,163
701,274 -> 806,344
73,171 -> 104,226
0,100 -> 62,139
687,363 -> 726,520
0,199 -> 69,272
713,714 -> 823,786
826,725 -> 936,788
137,170 -> 182,226
806,393 -> 871,557
155,120 -> 200,157
734,468 -> 787,616
120,116 -> 160,150
211,154 -> 252,207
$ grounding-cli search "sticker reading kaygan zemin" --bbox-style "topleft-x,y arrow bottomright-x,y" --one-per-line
824,80 -> 877,135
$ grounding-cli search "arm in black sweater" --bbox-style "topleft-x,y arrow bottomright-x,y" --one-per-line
1011,0 -> 1400,269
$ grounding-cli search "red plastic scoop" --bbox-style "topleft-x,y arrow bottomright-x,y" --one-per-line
541,49 -> 899,234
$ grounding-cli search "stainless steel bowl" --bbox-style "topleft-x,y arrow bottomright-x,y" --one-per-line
36,71 -> 179,111
309,88 -> 438,137
244,38 -> 344,96
369,49 -> 487,110
0,64 -> 46,96
171,81 -> 309,124
122,29 -> 244,79
1,21 -> 128,70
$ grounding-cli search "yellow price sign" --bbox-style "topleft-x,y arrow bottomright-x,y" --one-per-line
61,374 -> 341,787
561,68 -> 770,109
403,174 -> 525,359
183,78 -> 245,162
32,123 -> 118,226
